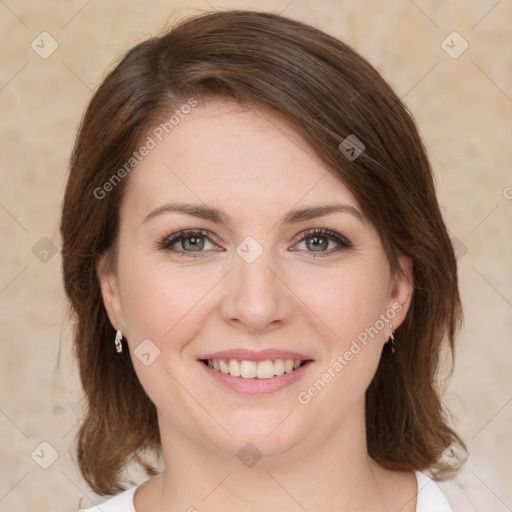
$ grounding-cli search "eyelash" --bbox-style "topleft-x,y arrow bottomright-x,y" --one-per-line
158,228 -> 352,258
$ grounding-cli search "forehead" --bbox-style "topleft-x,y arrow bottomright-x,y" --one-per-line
121,99 -> 360,224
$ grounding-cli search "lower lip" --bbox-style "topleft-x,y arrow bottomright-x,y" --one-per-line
199,361 -> 313,394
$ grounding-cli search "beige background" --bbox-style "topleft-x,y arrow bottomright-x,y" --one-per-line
1,1 -> 511,511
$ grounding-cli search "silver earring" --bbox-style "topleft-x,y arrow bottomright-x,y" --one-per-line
389,324 -> 396,353
115,330 -> 123,353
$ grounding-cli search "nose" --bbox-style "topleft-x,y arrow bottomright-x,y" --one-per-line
219,245 -> 294,334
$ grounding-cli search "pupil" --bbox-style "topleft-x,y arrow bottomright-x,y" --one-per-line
183,236 -> 204,251
307,236 -> 327,251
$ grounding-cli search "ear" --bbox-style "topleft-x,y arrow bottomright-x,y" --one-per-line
96,252 -> 126,332
386,252 -> 414,331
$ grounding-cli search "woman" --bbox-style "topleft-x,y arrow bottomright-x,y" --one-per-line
61,10 -> 467,511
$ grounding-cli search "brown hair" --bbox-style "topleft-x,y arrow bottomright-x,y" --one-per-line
61,10 -> 465,495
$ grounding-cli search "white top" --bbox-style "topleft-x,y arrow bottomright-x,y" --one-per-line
79,471 -> 452,511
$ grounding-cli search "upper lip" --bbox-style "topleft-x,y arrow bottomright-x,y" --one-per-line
199,349 -> 313,362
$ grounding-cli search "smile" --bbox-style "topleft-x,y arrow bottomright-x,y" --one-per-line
201,358 -> 308,379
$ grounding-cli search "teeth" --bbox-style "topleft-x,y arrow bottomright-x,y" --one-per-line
206,358 -> 305,379
284,359 -> 294,373
219,359 -> 230,374
229,359 -> 241,377
256,360 -> 274,379
240,360 -> 257,378
274,359 -> 284,376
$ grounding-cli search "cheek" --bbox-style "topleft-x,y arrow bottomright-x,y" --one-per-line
304,258 -> 392,390
117,253 -> 220,345
306,263 -> 391,345
298,270 -> 391,415
119,247 -> 391,351
115,256 -> 215,417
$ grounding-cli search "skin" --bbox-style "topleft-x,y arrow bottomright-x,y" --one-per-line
98,99 -> 416,511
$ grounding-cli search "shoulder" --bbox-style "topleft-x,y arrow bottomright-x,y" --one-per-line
76,471 -> 496,512
78,485 -> 138,512
415,471 -> 453,511
436,470 -> 502,512
418,469 -> 499,512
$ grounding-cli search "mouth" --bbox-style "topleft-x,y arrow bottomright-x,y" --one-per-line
199,357 -> 312,379
197,349 -> 314,394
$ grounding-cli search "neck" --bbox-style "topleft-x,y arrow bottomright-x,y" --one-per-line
139,401 -> 417,512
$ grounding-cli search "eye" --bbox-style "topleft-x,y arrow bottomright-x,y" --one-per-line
159,229 -> 221,257
158,227 -> 352,258
292,228 -> 352,257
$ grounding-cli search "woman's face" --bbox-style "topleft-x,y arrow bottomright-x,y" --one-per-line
99,99 -> 412,462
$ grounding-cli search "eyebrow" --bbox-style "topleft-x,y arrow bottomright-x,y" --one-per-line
142,201 -> 366,227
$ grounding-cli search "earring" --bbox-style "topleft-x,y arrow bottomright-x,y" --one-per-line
388,324 -> 396,354
115,330 -> 123,353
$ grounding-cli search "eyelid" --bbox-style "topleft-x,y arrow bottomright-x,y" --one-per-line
293,227 -> 352,246
158,227 -> 352,256
158,228 -> 223,253
290,227 -> 353,257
